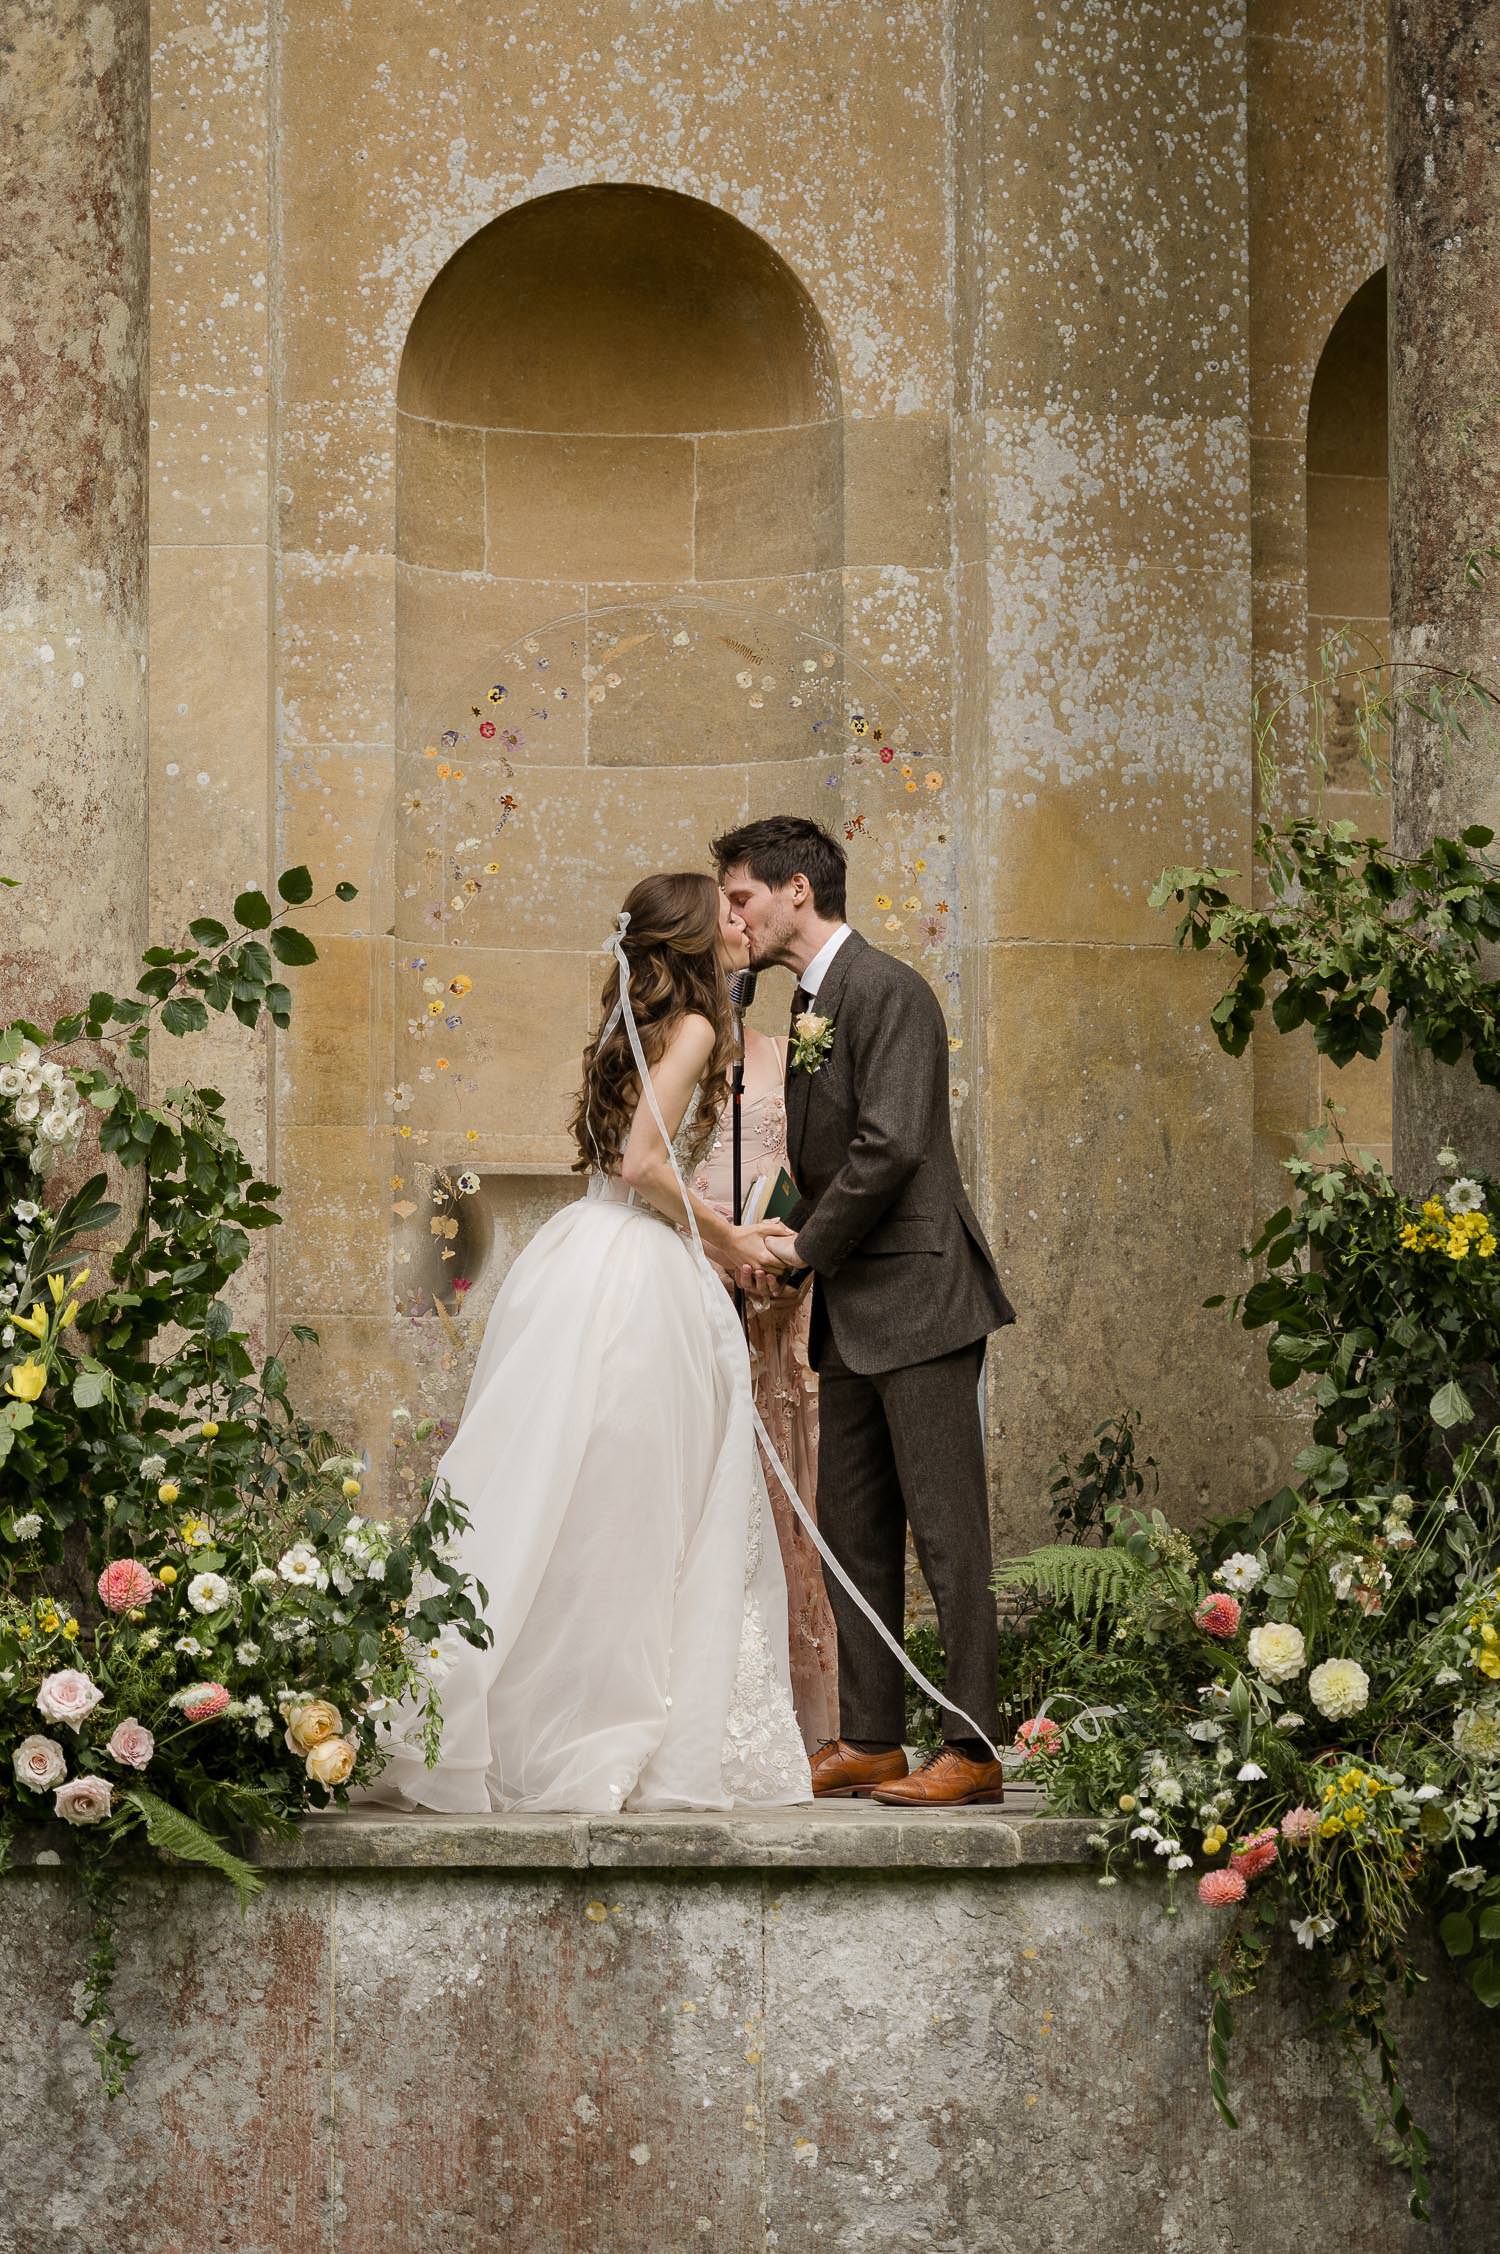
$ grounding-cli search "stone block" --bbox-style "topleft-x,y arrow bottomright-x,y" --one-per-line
842,564 -> 955,758
275,1124 -> 394,1313
843,414 -> 951,571
584,589 -> 841,770
277,552 -> 396,747
385,941 -> 592,1166
983,941 -> 1258,1545
395,566 -> 588,764
328,1873 -> 764,2253
278,743 -> 397,937
694,420 -> 843,580
985,556 -> 1253,948
278,400 -> 397,556
483,430 -> 695,582
150,388 -> 269,546
1307,471 -> 1390,618
275,933 -> 392,1129
985,409 -> 1251,571
395,415 -> 485,573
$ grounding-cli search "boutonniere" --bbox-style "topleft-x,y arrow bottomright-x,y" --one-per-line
790,1010 -> 835,1075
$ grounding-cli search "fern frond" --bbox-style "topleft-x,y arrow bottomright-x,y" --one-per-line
121,1788 -> 265,1910
992,1544 -> 1145,1623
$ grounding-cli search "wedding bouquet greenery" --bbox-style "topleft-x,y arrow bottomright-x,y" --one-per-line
0,868 -> 489,2089
1001,1146 -> 1500,2218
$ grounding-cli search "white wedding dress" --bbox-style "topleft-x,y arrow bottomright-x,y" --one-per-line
364,1132 -> 813,1814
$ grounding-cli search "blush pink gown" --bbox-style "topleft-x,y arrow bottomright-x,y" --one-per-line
693,1032 -> 839,1752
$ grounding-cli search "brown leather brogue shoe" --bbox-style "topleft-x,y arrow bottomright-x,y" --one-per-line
810,1739 -> 909,1799
869,1744 -> 1006,1807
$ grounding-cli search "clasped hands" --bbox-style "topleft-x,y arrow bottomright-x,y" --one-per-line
733,1219 -> 802,1297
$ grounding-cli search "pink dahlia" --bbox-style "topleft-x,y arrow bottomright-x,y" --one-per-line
1198,1868 -> 1248,1908
97,1557 -> 156,1614
1229,1827 -> 1279,1880
178,1681 -> 230,1723
1194,1593 -> 1242,1640
1280,1805 -> 1318,1843
1015,1716 -> 1063,1760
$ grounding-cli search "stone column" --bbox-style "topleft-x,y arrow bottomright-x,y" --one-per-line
0,2 -> 149,1029
1389,0 -> 1500,1184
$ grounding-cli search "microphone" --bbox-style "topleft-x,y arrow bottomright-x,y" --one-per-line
729,967 -> 759,1011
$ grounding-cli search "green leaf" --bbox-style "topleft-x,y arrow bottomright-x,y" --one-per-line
1478,1907 -> 1500,1941
276,865 -> 314,905
1470,1957 -> 1500,2008
1431,1379 -> 1474,1431
120,1788 -> 265,1909
334,881 -> 359,902
1439,1911 -> 1474,1959
188,917 -> 230,947
233,888 -> 273,930
161,996 -> 210,1038
1461,824 -> 1494,849
71,1369 -> 108,1411
269,925 -> 318,967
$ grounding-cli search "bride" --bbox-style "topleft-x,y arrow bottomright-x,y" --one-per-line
365,871 -> 814,1814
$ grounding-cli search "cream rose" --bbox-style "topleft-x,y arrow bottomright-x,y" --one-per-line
1308,1657 -> 1370,1721
53,1775 -> 113,1825
13,1734 -> 67,1791
284,1698 -> 343,1755
793,1011 -> 829,1042
1246,1622 -> 1305,1685
35,1668 -> 104,1731
305,1734 -> 356,1788
106,1718 -> 155,1771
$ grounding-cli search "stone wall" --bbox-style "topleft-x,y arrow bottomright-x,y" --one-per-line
4,1812 -> 1497,2252
136,1 -> 1393,1541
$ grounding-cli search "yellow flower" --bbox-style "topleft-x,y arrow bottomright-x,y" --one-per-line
427,1000 -> 445,1017
6,1359 -> 47,1402
199,1420 -> 220,1440
874,894 -> 891,911
925,772 -> 943,790
10,1307 -> 49,1340
40,1611 -> 60,1634
1202,1825 -> 1227,1854
158,1564 -> 178,1586
62,1619 -> 80,1641
46,1272 -> 66,1305
58,1300 -> 78,1329
1118,1793 -> 1137,1813
342,1477 -> 362,1500
16,1620 -> 30,1639
157,1480 -> 180,1505
448,974 -> 472,997
1479,1650 -> 1500,1680
1320,1816 -> 1344,1837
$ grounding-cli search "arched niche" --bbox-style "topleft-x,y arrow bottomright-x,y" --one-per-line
385,184 -> 848,1315
1305,267 -> 1390,1161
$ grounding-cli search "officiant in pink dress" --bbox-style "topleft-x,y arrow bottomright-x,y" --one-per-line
693,1026 -> 839,1751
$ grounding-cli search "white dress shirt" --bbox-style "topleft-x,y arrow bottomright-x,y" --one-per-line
797,922 -> 852,1003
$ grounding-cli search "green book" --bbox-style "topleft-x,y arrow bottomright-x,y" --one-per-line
743,1164 -> 800,1227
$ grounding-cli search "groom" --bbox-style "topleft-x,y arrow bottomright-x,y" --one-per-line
713,816 -> 1016,1807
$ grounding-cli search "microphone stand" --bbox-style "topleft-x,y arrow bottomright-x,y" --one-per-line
728,968 -> 758,1332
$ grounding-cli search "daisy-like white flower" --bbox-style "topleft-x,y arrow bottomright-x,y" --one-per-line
1237,1761 -> 1267,1782
1292,1914 -> 1336,1949
277,1543 -> 326,1590
1447,1177 -> 1485,1215
1214,1551 -> 1262,1593
235,1641 -> 260,1665
187,1571 -> 231,1615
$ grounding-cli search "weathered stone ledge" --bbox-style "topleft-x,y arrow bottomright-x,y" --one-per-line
8,1795 -> 1096,1875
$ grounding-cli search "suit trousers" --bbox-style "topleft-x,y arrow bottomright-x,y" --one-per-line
813,1324 -> 1000,1746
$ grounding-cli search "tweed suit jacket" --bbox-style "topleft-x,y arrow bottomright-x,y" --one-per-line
785,931 -> 1015,1376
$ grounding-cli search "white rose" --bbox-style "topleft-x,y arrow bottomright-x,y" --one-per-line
793,1011 -> 829,1042
187,1571 -> 231,1614
13,1095 -> 39,1124
53,1775 -> 113,1825
35,1668 -> 104,1730
1308,1657 -> 1371,1721
1246,1622 -> 1305,1684
13,1734 -> 67,1790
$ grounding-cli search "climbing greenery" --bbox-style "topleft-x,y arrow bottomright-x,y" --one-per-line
0,866 -> 489,2091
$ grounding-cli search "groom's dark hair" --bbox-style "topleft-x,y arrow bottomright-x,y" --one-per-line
711,815 -> 847,919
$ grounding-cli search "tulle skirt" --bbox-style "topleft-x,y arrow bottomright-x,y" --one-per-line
364,1180 -> 811,1814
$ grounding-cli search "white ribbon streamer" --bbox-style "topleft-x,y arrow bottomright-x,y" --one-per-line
596,912 -> 1005,1767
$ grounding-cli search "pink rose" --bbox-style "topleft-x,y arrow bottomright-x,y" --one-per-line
35,1668 -> 104,1731
1229,1827 -> 1279,1880
106,1718 -> 155,1771
1015,1716 -> 1063,1760
1280,1804 -> 1318,1843
13,1734 -> 67,1791
53,1775 -> 113,1825
1198,1868 -> 1248,1907
177,1681 -> 230,1723
1194,1593 -> 1242,1640
97,1557 -> 156,1613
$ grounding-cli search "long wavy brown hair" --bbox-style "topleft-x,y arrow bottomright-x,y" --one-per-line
568,871 -> 739,1177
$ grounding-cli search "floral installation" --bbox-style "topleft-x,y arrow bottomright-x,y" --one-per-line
0,866 -> 488,2092
789,1011 -> 836,1077
987,1147 -> 1500,2220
